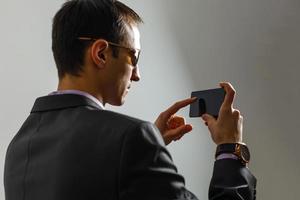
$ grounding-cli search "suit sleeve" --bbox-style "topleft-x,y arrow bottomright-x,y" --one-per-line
118,121 -> 257,200
209,159 -> 257,200
118,122 -> 198,200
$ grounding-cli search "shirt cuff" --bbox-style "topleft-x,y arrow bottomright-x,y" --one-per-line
216,153 -> 238,160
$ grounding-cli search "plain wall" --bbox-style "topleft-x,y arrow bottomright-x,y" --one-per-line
1,0 -> 299,199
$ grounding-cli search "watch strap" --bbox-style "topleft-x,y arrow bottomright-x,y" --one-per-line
215,143 -> 250,165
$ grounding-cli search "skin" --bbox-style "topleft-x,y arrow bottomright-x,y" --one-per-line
58,23 -> 141,106
154,82 -> 243,146
202,82 -> 243,145
58,23 -> 242,146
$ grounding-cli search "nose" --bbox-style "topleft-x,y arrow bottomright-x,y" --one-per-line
131,65 -> 140,82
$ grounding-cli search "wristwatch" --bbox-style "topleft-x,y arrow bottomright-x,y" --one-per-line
215,143 -> 250,165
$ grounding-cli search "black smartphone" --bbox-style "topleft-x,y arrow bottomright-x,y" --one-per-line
189,88 -> 225,118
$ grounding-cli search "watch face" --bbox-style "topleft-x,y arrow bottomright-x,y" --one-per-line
241,145 -> 250,162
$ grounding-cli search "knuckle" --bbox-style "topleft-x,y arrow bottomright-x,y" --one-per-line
159,111 -> 167,119
228,89 -> 235,96
232,89 -> 236,95
233,109 -> 240,118
172,115 -> 179,119
239,116 -> 244,122
234,109 -> 240,115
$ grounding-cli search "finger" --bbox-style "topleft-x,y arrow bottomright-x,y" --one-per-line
167,116 -> 185,129
202,114 -> 216,126
219,82 -> 236,109
174,134 -> 184,141
233,109 -> 240,118
166,124 -> 193,140
162,97 -> 197,120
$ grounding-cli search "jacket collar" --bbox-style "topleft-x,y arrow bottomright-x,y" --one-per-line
31,94 -> 102,113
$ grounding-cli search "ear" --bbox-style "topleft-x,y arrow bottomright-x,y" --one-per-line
90,39 -> 109,69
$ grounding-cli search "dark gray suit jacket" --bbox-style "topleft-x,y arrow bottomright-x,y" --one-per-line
4,94 -> 256,200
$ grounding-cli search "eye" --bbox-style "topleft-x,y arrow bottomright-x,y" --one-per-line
128,50 -> 137,66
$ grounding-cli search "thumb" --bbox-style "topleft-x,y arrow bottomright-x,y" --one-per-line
202,114 -> 216,126
163,124 -> 193,145
167,124 -> 192,139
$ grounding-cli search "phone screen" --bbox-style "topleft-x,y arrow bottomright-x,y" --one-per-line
189,88 -> 225,118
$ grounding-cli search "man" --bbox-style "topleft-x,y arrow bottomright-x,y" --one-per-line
4,0 -> 256,199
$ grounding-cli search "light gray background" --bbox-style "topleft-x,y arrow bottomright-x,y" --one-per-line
1,0 -> 299,199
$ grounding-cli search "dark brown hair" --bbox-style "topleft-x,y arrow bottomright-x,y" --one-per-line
52,0 -> 143,78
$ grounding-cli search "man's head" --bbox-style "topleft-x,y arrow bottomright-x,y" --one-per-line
52,0 -> 143,105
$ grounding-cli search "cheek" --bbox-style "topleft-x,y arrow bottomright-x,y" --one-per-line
121,66 -> 133,81
114,67 -> 132,90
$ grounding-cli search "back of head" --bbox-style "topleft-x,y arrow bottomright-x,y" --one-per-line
52,0 -> 143,79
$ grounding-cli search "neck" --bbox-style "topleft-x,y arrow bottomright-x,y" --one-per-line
58,74 -> 105,105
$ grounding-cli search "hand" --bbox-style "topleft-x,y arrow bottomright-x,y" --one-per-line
155,97 -> 197,145
202,82 -> 243,145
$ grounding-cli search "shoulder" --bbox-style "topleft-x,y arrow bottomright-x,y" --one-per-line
106,110 -> 165,146
124,120 -> 165,148
80,108 -> 164,145
97,110 -> 165,147
76,106 -> 143,124
86,108 -> 148,127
